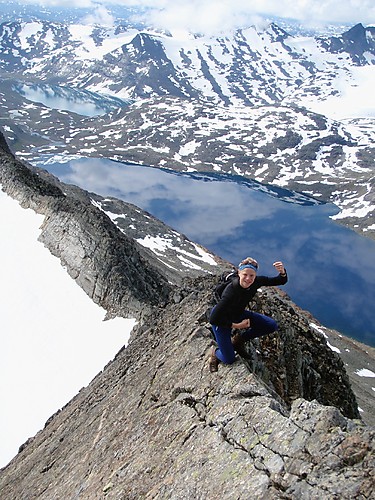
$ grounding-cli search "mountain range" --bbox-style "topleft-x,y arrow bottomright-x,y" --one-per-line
0,17 -> 374,239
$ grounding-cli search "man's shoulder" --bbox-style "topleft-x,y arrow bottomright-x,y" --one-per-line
223,276 -> 239,295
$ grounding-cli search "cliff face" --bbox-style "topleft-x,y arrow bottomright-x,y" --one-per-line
0,132 -> 374,498
0,147 -> 167,321
0,135 -> 222,322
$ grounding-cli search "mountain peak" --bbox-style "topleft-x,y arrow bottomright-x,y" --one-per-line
319,22 -> 375,59
0,268 -> 373,497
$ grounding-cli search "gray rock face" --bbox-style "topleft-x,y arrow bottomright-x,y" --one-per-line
0,277 -> 373,499
0,133 -> 373,498
234,289 -> 360,421
0,138 -> 219,321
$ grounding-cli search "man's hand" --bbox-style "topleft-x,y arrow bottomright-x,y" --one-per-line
273,261 -> 286,275
232,318 -> 250,329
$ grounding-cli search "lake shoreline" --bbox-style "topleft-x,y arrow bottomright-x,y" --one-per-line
34,157 -> 375,348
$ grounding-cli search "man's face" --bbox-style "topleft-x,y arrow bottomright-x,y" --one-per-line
239,268 -> 256,288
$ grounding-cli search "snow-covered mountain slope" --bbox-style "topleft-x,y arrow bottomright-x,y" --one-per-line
0,188 -> 136,468
1,21 -> 374,107
0,20 -> 374,238
2,90 -> 373,235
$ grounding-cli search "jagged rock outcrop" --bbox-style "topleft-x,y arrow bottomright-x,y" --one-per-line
230,288 -> 360,420
0,132 -> 220,321
0,132 -> 373,498
0,277 -> 373,499
0,146 -> 165,321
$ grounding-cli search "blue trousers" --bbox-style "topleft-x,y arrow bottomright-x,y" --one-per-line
211,310 -> 278,364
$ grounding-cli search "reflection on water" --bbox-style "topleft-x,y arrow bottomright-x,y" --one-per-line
42,158 -> 375,347
15,83 -> 128,116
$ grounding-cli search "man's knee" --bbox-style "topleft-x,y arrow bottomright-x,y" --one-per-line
259,314 -> 278,334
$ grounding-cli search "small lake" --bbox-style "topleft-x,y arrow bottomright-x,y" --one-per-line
15,83 -> 128,116
39,157 -> 375,347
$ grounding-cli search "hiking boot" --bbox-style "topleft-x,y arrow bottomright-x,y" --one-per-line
232,333 -> 247,357
208,346 -> 219,373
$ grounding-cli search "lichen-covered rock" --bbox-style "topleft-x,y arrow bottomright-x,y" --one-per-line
238,289 -> 360,420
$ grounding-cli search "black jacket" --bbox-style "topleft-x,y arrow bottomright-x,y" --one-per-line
209,272 -> 288,328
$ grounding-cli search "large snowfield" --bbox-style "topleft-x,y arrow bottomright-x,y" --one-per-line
0,189 -> 136,468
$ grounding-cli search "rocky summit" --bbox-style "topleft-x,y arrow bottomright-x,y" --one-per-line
0,133 -> 374,498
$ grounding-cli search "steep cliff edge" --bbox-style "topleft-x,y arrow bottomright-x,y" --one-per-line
0,132 -> 374,498
0,134 -> 222,321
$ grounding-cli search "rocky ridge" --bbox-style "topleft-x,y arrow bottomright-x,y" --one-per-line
0,133 -> 374,498
0,276 -> 374,498
0,135 -> 223,320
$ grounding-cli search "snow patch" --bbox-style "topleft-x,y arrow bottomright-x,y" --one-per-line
310,322 -> 341,353
0,187 -> 135,468
355,368 -> 375,378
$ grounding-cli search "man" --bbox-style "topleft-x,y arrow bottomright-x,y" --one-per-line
208,257 -> 288,372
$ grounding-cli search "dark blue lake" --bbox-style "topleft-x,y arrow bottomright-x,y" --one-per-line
39,157 -> 375,347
